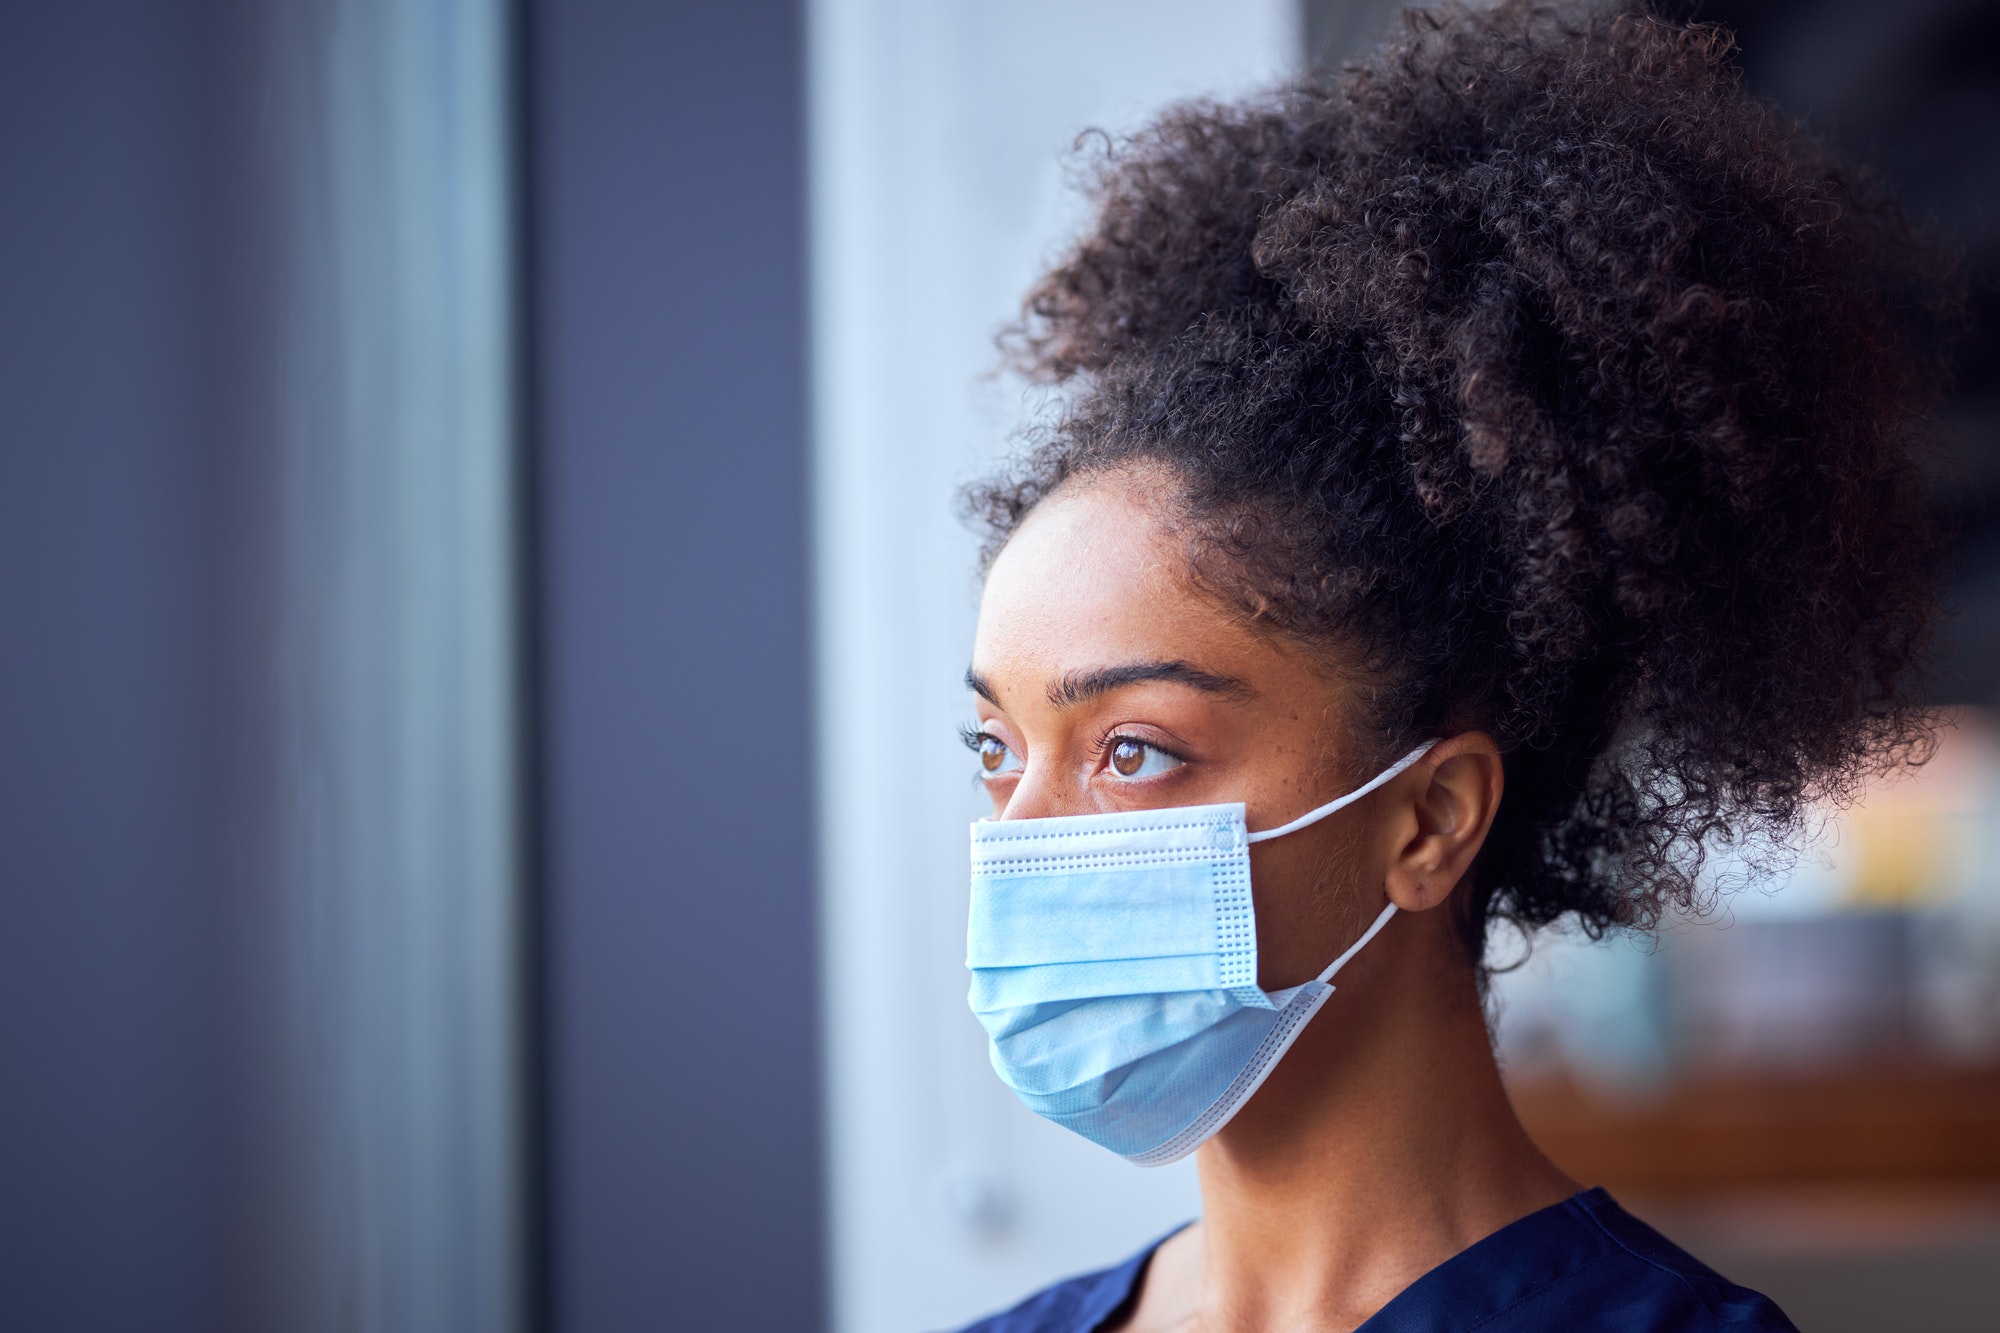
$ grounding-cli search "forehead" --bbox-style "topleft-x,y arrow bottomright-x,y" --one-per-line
972,476 -> 1260,690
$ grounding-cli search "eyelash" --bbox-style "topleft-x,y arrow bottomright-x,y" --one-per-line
957,727 -> 1187,773
1092,730 -> 1187,773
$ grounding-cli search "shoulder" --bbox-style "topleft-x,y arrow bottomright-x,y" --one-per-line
1569,1190 -> 1797,1330
1429,1189 -> 1799,1332
943,1229 -> 1175,1333
1364,1189 -> 1796,1332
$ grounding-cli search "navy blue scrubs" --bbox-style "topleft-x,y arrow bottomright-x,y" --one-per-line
951,1188 -> 1797,1332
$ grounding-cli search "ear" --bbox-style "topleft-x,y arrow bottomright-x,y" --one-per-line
1381,732 -> 1503,913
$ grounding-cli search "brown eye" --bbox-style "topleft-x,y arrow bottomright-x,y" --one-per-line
1106,737 -> 1183,780
1110,740 -> 1144,777
980,735 -> 1011,773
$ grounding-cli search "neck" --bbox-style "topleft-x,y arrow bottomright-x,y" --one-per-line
1186,909 -> 1575,1331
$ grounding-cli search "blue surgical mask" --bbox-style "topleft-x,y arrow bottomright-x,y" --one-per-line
965,742 -> 1436,1165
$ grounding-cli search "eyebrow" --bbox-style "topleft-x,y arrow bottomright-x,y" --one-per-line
963,661 -> 1254,709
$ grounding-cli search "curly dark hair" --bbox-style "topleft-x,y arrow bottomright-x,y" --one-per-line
966,0 -> 1965,961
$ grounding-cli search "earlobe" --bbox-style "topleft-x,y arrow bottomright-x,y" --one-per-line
1384,734 -> 1504,914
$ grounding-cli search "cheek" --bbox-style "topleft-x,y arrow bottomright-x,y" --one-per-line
1248,822 -> 1376,988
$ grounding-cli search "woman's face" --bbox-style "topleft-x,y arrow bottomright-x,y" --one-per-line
968,467 -> 1402,989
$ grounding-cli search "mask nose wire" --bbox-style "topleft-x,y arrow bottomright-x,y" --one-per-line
1242,739 -> 1440,845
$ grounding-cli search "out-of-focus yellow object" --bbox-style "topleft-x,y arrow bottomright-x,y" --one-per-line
1836,708 -> 1994,910
1844,804 -> 1949,907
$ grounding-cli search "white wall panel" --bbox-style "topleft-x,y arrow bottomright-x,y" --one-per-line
808,5 -> 1296,1329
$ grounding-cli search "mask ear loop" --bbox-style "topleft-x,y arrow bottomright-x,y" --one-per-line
1240,739 -> 1440,986
1315,900 -> 1400,984
1243,740 -> 1439,844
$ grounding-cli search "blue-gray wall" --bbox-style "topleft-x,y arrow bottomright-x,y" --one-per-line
529,1 -> 824,1328
0,4 -> 233,1329
1,3 -> 824,1329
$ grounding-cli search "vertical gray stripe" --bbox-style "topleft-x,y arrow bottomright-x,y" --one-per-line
252,3 -> 524,1329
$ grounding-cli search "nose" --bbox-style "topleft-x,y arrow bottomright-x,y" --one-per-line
996,760 -> 1085,822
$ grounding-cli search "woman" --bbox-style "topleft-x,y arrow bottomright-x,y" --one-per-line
950,3 -> 1960,1330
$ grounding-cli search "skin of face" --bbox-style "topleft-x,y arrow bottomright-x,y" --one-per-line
967,465 -> 1575,1333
